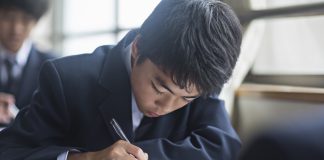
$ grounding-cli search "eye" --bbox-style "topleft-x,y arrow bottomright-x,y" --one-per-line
151,81 -> 163,95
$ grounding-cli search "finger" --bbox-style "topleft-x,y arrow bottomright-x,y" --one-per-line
0,106 -> 7,116
0,102 -> 6,108
0,106 -> 12,123
2,116 -> 11,124
0,115 -> 10,124
3,111 -> 12,123
2,106 -> 10,115
144,152 -> 149,160
0,93 -> 15,105
0,116 -> 5,123
125,154 -> 138,160
0,105 -> 4,112
122,142 -> 146,160
8,111 -> 14,119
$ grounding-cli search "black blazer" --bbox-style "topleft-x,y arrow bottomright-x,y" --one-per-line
0,46 -> 55,109
240,111 -> 324,160
0,31 -> 241,160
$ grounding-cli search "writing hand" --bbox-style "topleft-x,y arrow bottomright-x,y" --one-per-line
0,92 -> 15,124
68,140 -> 148,160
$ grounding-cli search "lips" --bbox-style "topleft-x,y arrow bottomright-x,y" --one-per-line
147,112 -> 160,117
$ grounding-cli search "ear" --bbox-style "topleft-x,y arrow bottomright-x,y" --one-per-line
131,35 -> 140,60
131,35 -> 141,67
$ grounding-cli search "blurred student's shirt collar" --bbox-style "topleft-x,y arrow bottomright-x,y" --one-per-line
0,39 -> 32,67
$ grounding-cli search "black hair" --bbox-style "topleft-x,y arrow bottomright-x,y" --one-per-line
0,0 -> 49,20
136,0 -> 242,96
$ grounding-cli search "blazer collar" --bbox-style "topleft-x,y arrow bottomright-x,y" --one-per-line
15,46 -> 40,104
97,30 -> 139,142
98,29 -> 138,92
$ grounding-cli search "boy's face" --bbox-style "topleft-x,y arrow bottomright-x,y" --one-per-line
0,7 -> 36,53
130,39 -> 200,117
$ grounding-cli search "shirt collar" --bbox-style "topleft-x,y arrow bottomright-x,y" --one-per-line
121,42 -> 144,130
0,39 -> 32,66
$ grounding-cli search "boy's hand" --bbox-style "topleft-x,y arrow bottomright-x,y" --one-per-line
68,140 -> 148,160
0,93 -> 15,124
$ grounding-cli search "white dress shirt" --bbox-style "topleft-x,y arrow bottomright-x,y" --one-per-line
122,43 -> 144,132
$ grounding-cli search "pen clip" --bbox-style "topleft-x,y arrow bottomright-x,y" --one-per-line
110,118 -> 130,142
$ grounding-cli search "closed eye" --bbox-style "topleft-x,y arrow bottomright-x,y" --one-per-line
151,81 -> 163,95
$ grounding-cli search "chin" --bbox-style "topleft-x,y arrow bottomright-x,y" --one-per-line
5,44 -> 21,53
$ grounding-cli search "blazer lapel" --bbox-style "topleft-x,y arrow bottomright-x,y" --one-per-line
15,47 -> 40,109
98,92 -> 133,142
97,32 -> 138,142
134,116 -> 156,141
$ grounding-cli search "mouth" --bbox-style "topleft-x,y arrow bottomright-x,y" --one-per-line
147,112 -> 160,117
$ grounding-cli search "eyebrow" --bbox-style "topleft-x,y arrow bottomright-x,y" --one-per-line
154,76 -> 199,99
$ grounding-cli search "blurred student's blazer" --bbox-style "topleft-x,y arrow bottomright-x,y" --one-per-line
240,110 -> 324,160
0,46 -> 55,109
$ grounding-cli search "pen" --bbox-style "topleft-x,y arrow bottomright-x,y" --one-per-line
110,118 -> 147,159
110,118 -> 130,142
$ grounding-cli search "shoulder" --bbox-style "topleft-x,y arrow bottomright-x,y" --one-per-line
31,47 -> 56,61
51,45 -> 114,67
33,45 -> 115,62
39,45 -> 116,82
190,96 -> 225,111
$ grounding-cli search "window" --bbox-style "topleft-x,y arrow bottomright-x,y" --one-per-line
56,0 -> 160,55
246,0 -> 324,74
251,16 -> 324,74
250,0 -> 324,10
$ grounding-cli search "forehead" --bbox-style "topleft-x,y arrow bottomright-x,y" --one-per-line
0,6 -> 29,16
0,6 -> 20,12
0,7 -> 36,24
149,60 -> 199,95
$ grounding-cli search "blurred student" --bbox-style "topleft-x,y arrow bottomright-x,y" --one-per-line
0,0 -> 55,125
0,0 -> 242,159
240,110 -> 324,160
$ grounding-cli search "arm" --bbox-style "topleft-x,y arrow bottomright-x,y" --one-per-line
135,98 -> 241,160
0,61 -> 74,159
0,61 -> 148,160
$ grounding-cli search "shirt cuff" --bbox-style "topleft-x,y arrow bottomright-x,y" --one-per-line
57,149 -> 80,160
57,151 -> 68,160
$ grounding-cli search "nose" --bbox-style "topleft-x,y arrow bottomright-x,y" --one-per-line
11,20 -> 25,35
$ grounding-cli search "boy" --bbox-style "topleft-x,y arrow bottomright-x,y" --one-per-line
0,0 -> 242,159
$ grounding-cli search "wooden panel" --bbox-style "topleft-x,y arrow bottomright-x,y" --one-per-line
232,83 -> 324,142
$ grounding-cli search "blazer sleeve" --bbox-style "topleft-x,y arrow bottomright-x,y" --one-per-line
0,61 -> 74,160
135,98 -> 241,160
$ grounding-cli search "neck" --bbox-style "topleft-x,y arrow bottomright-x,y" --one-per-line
0,45 -> 19,55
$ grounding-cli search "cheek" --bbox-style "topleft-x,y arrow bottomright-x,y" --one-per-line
177,101 -> 189,109
131,73 -> 155,107
133,87 -> 157,113
138,93 -> 155,107
169,100 -> 189,111
0,23 -> 10,34
25,24 -> 35,35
